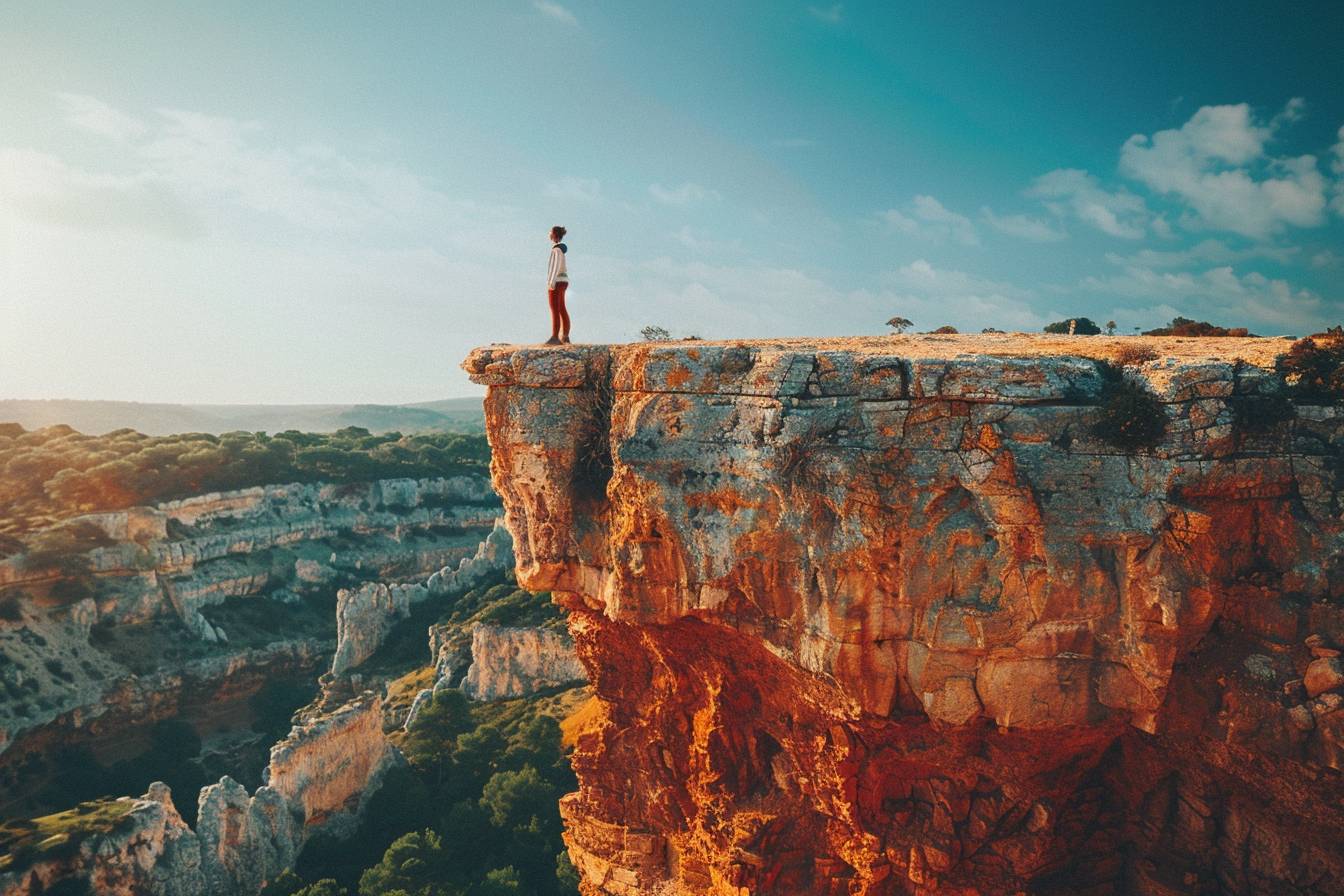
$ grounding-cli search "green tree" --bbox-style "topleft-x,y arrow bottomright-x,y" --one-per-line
358,831 -> 455,896
555,852 -> 581,894
453,724 -> 509,789
473,867 -> 522,896
479,766 -> 556,833
294,882 -> 349,896
402,690 -> 475,787
505,716 -> 565,780
1043,317 -> 1102,335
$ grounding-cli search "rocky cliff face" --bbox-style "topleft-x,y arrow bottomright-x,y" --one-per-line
465,336 -> 1344,896
461,623 -> 586,701
0,692 -> 398,896
331,519 -> 514,675
0,475 -> 496,759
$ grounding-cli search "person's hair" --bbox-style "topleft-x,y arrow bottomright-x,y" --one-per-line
550,225 -> 567,240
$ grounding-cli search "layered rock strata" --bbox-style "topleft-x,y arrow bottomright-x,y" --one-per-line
0,475 -> 497,756
465,336 -> 1344,895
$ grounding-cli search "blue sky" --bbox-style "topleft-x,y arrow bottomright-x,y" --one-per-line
2,1 -> 1342,403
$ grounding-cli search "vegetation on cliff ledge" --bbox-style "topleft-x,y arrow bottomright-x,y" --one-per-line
0,799 -> 135,872
280,687 -> 579,896
0,424 -> 490,538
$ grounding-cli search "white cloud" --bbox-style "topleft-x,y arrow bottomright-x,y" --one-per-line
130,108 -> 445,230
1082,262 -> 1327,332
979,206 -> 1066,242
881,195 -> 978,245
0,146 -> 202,238
544,176 -> 602,202
55,92 -> 147,141
532,1 -> 577,26
1027,168 -> 1150,239
1103,239 -> 1299,269
1119,101 -> 1328,238
670,226 -> 741,253
873,259 -> 1046,331
648,182 -> 722,205
1331,124 -> 1344,216
807,4 -> 844,24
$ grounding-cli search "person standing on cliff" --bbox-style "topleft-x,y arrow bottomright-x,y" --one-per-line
545,225 -> 571,345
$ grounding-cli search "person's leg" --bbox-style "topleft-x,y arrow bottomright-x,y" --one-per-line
547,287 -> 561,341
556,282 -> 571,340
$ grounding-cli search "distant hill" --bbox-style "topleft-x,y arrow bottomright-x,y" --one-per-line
0,397 -> 484,436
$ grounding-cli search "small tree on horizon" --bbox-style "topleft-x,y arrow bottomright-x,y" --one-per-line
1044,317 -> 1102,336
1106,320 -> 1117,335
886,317 -> 913,334
640,325 -> 672,342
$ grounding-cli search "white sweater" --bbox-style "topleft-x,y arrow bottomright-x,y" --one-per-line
547,244 -> 569,289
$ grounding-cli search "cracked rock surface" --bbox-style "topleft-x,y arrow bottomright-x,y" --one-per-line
466,336 -> 1344,895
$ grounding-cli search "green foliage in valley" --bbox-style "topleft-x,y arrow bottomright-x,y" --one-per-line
0,425 -> 491,537
289,688 -> 579,896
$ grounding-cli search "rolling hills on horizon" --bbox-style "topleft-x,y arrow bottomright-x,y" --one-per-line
0,396 -> 485,436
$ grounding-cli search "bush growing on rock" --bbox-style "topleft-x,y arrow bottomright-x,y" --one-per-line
570,376 -> 615,501
1091,364 -> 1167,450
1113,345 -> 1158,367
1143,316 -> 1252,337
931,325 -> 959,334
1279,327 -> 1344,403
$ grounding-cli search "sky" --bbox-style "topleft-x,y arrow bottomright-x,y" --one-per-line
2,1 -> 1343,404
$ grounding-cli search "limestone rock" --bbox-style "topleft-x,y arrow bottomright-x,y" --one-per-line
330,520 -> 514,676
0,785 -> 205,896
461,623 -> 586,701
465,336 -> 1344,895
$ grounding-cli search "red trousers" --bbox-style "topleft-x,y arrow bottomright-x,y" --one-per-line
548,281 -> 570,337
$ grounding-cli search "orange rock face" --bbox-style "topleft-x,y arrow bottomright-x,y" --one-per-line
464,337 -> 1344,895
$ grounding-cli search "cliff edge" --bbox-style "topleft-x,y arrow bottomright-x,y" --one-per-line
465,335 -> 1344,895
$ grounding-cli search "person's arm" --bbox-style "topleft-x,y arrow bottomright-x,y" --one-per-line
547,246 -> 560,289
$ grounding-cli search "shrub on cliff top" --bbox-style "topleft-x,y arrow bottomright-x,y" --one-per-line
1143,316 -> 1252,337
1091,364 -> 1167,450
1113,345 -> 1158,367
1044,317 -> 1101,335
1279,327 -> 1344,403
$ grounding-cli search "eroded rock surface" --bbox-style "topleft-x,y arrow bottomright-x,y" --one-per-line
0,476 -> 498,757
331,518 -> 514,675
0,692 -> 398,896
461,622 -> 585,701
465,336 -> 1344,895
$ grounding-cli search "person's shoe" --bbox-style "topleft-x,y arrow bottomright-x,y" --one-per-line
560,335 -> 571,344
544,336 -> 562,345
